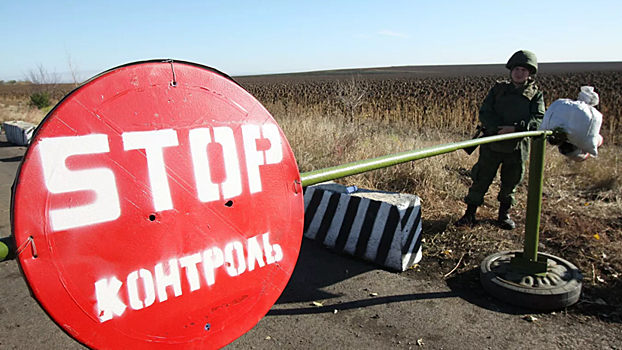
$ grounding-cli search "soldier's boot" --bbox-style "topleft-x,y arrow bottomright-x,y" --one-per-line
498,202 -> 516,230
455,204 -> 478,227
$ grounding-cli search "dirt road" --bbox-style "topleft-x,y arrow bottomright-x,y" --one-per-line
0,134 -> 620,350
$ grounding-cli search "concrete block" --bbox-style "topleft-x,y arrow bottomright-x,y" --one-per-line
3,121 -> 36,146
303,183 -> 422,272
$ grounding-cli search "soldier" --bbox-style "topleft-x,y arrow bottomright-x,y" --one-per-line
456,50 -> 546,229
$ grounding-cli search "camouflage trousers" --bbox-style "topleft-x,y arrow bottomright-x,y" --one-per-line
464,144 -> 525,206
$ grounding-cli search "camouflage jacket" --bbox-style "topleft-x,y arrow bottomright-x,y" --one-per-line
479,80 -> 545,155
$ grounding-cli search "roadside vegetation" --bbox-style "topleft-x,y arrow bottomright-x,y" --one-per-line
1,66 -> 620,320
241,70 -> 622,321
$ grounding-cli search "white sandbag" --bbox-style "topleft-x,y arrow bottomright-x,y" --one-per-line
539,99 -> 603,156
3,121 -> 37,146
578,86 -> 599,106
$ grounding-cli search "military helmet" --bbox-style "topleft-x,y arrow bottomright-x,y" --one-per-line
505,50 -> 538,75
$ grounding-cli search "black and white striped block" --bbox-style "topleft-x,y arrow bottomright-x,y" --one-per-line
3,121 -> 36,146
303,184 -> 422,272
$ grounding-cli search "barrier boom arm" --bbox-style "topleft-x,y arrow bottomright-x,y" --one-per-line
300,130 -> 551,187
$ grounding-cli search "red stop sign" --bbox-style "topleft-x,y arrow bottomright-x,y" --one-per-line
12,61 -> 304,349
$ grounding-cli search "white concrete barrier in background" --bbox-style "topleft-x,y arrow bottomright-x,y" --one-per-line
304,183 -> 423,272
3,121 -> 36,146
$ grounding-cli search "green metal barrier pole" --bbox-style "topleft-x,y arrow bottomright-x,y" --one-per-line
0,236 -> 16,262
524,135 -> 546,260
301,130 -> 551,187
510,134 -> 549,274
0,241 -> 9,261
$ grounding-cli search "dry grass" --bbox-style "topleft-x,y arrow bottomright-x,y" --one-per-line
0,99 -> 48,125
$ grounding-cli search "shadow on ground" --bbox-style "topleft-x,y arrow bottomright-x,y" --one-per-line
274,238 -> 375,305
576,283 -> 622,323
444,268 -> 530,315
0,155 -> 23,162
0,141 -> 20,148
270,238 -> 456,316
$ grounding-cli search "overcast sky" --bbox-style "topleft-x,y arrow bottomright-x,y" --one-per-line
1,0 -> 621,82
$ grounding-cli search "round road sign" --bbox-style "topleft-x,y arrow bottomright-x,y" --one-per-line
12,60 -> 304,349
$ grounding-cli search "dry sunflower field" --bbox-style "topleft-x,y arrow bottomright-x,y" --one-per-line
1,62 -> 621,321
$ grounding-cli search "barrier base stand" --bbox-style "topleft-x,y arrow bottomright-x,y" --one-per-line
480,250 -> 583,311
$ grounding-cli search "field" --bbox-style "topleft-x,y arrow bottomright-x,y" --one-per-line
1,61 -> 622,321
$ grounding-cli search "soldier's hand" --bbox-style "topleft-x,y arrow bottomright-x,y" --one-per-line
498,126 -> 516,135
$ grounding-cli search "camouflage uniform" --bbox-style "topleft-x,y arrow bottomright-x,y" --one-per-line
464,69 -> 545,207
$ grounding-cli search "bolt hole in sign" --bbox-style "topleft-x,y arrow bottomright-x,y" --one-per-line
12,60 -> 304,349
